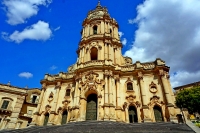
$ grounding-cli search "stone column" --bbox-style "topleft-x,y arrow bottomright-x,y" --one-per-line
103,74 -> 109,121
104,75 -> 109,104
79,98 -> 86,121
138,72 -> 151,122
48,82 -> 61,125
101,21 -> 104,34
108,44 -> 111,60
78,50 -> 80,64
116,77 -> 121,107
82,47 -> 85,63
159,70 -> 177,122
84,27 -> 86,37
73,79 -> 80,121
30,84 -> 46,126
115,77 -> 122,121
125,107 -> 129,123
7,96 -> 25,129
74,80 -> 80,106
104,43 -> 108,60
108,76 -> 113,104
159,70 -> 173,106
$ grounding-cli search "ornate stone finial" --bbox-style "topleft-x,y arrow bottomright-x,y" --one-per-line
7,81 -> 11,86
96,0 -> 101,8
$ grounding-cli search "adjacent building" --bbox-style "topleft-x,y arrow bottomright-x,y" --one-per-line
31,2 -> 181,126
0,83 -> 40,130
174,81 -> 200,93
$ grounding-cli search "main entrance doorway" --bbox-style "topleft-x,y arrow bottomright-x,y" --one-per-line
86,94 -> 97,120
61,110 -> 68,125
153,106 -> 163,122
128,106 -> 138,123
43,113 -> 49,126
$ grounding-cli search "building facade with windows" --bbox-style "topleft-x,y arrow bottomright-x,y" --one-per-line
31,2 -> 181,126
0,83 -> 40,130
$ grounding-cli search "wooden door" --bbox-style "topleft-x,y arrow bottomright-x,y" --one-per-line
154,106 -> 163,122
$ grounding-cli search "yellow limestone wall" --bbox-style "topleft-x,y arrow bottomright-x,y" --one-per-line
31,2 -> 181,126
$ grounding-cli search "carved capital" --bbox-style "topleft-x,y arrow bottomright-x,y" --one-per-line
115,75 -> 120,82
138,72 -> 143,80
104,71 -> 113,77
42,83 -> 47,90
159,69 -> 166,78
55,82 -> 61,89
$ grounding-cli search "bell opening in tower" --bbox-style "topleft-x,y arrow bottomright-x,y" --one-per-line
90,47 -> 98,60
93,25 -> 97,34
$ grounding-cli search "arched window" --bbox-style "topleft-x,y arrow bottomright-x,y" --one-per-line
127,83 -> 133,90
90,47 -> 98,60
31,95 -> 37,103
0,97 -> 13,110
66,89 -> 70,96
1,100 -> 9,109
93,26 -> 97,34
110,29 -> 112,34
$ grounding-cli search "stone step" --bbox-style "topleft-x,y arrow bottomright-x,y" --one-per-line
0,121 -> 195,133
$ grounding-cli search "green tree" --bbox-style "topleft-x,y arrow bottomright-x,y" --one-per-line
175,86 -> 200,114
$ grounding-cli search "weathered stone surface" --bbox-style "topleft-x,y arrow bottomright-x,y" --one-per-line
0,121 -> 194,133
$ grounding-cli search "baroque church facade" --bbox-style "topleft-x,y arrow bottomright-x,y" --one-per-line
31,2 -> 181,126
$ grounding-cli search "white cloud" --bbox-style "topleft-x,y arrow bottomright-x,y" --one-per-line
121,38 -> 127,46
54,26 -> 60,31
124,0 -> 200,87
18,72 -> 33,79
118,31 -> 124,38
128,19 -> 135,24
2,0 -> 52,25
50,65 -> 57,70
1,32 -> 10,41
8,20 -> 52,43
171,71 -> 200,88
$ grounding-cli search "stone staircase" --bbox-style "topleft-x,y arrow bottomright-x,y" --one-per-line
0,121 -> 195,133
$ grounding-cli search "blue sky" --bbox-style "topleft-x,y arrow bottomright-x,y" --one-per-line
0,0 -> 200,89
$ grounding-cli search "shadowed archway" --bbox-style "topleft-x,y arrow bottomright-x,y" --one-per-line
154,105 -> 163,122
86,94 -> 97,120
43,113 -> 49,126
128,106 -> 138,123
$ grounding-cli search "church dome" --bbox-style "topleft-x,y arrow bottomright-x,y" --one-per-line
82,1 -> 118,26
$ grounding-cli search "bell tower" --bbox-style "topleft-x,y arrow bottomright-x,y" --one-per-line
77,1 -> 123,65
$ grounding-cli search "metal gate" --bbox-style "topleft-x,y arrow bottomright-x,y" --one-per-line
154,106 -> 163,122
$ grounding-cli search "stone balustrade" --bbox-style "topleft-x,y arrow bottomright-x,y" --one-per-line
121,65 -> 135,71
78,60 -> 105,68
142,63 -> 155,70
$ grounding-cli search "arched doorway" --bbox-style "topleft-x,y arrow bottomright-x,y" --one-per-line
128,106 -> 138,123
86,94 -> 97,120
43,113 -> 49,126
61,110 -> 68,125
153,106 -> 163,122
